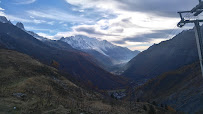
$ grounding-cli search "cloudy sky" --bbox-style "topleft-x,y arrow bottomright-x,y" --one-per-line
0,0 -> 199,51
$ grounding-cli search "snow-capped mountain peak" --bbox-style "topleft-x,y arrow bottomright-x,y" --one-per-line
61,35 -> 115,48
60,35 -> 140,67
60,35 -> 116,56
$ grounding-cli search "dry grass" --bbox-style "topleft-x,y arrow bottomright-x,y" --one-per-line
0,49 -> 175,114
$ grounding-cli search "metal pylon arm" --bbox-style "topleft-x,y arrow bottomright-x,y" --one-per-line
177,0 -> 203,77
177,20 -> 203,28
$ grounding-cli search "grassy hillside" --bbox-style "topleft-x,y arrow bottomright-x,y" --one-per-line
0,49 -> 173,114
133,62 -> 203,113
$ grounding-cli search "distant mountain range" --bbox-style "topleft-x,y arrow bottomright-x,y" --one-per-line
123,29 -> 199,82
0,16 -> 127,89
7,16 -> 140,72
60,36 -> 140,71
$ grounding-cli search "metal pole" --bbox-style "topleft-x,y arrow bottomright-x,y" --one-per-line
194,21 -> 203,77
177,0 -> 203,77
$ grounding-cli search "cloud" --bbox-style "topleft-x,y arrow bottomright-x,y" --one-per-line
25,26 -> 54,32
27,9 -> 92,23
37,32 -> 55,40
75,26 -> 105,35
47,21 -> 55,25
65,0 -> 118,10
63,0 -> 192,51
0,1 -> 5,16
113,29 -> 179,44
33,19 -> 46,24
56,11 -> 180,41
0,8 -> 4,16
4,14 -> 56,25
5,15 -> 32,22
0,7 -> 4,11
4,0 -> 194,51
5,14 -> 47,24
117,0 -> 198,17
63,24 -> 68,27
14,0 -> 36,5
0,11 -> 5,16
74,26 -> 118,36
65,0 -> 198,17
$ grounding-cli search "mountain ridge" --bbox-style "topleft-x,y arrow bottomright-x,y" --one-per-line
123,29 -> 199,82
0,16 -> 11,24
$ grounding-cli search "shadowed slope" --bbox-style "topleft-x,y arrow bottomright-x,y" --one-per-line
123,29 -> 198,82
134,62 -> 203,113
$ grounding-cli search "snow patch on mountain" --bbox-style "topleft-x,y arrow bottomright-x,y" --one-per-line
61,35 -> 117,56
26,31 -> 48,41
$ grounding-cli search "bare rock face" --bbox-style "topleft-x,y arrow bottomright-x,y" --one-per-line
0,16 -> 9,23
16,22 -> 25,30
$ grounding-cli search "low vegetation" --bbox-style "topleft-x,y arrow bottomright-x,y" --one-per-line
0,49 -> 174,114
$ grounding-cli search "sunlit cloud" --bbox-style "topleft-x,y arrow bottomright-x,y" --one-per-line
5,14 -> 47,24
27,9 -> 93,23
0,7 -> 4,11
25,26 -> 54,32
14,0 -> 36,5
0,1 -> 5,16
55,8 -> 180,50
61,0 -> 189,51
1,0 -> 198,51
37,32 -> 55,40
